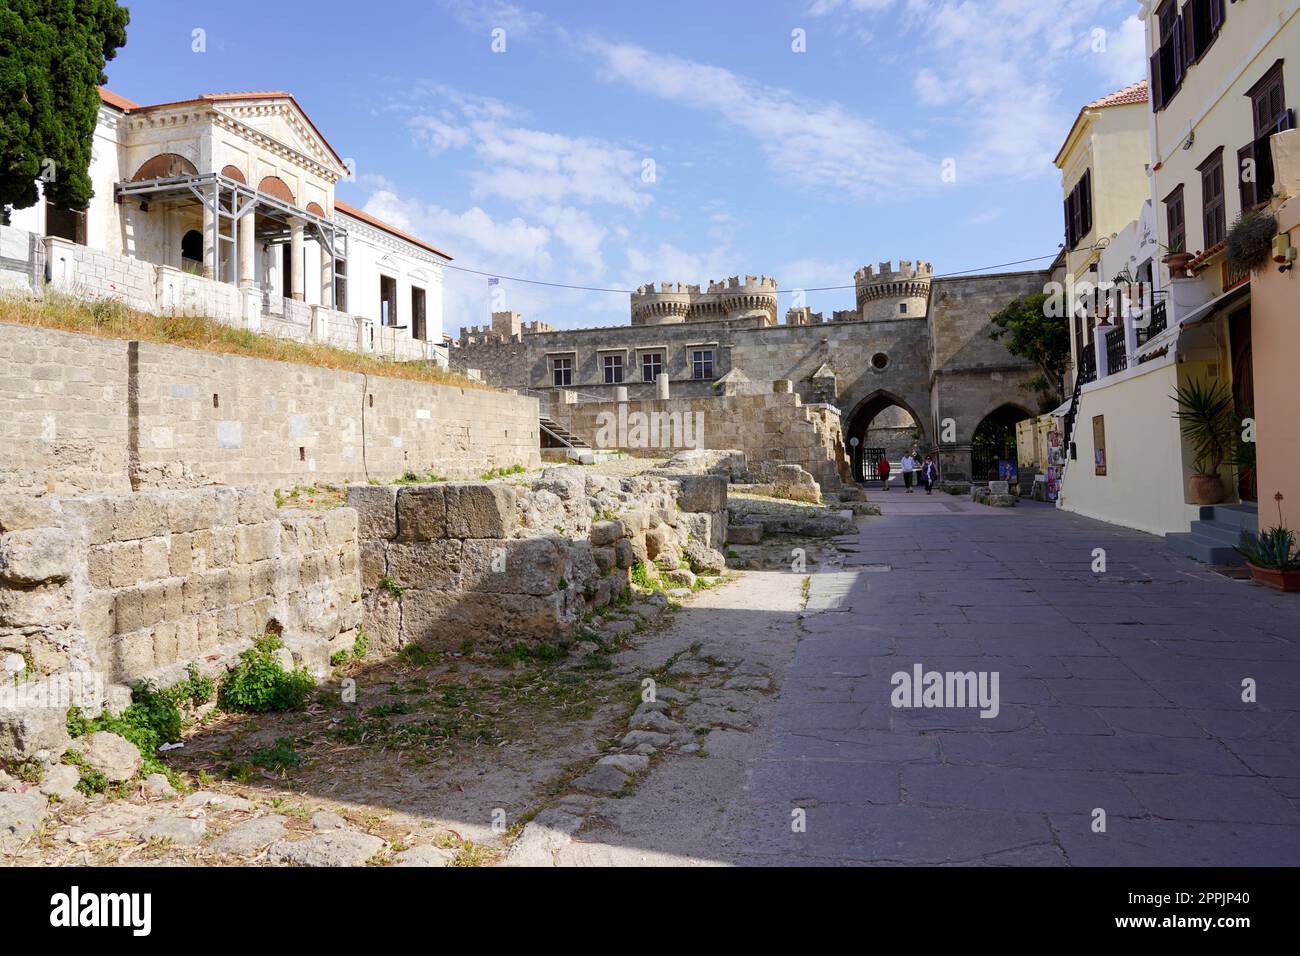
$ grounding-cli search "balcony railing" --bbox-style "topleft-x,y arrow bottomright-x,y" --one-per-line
1137,300 -> 1168,345
1077,345 -> 1096,385
1105,326 -> 1127,375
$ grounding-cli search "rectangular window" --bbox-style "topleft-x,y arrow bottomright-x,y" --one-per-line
602,353 -> 624,385
411,286 -> 426,340
1064,170 -> 1093,250
1183,0 -> 1224,66
1241,62 -> 1292,208
334,258 -> 348,312
691,349 -> 715,380
379,274 -> 398,326
1199,149 -> 1226,249
551,356 -> 573,387
1150,0 -> 1184,111
640,351 -> 663,383
1164,185 -> 1186,257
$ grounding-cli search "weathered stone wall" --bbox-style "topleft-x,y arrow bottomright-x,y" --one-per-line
927,270 -> 1048,478
0,323 -> 133,495
0,488 -> 360,759
545,390 -> 847,489
349,468 -> 729,650
0,321 -> 540,494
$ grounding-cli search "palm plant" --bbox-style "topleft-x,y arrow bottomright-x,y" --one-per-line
1170,378 -> 1236,475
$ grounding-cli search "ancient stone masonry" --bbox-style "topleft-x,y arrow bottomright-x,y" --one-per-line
0,321 -> 540,495
0,487 -> 359,760
544,387 -> 848,491
349,467 -> 729,650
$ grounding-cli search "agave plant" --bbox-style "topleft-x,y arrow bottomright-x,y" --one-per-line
1236,527 -> 1300,571
1171,378 -> 1236,475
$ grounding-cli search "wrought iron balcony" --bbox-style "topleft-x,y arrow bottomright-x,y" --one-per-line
1105,326 -> 1127,375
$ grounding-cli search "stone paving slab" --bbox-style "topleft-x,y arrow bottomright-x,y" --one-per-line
736,502 -> 1300,865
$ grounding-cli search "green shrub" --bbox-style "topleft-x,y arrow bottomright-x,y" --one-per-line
218,636 -> 316,713
249,737 -> 302,771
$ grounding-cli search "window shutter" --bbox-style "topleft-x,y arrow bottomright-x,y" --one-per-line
1081,171 -> 1093,237
1238,144 -> 1257,210
1149,50 -> 1164,110
1183,6 -> 1197,64
1209,0 -> 1223,35
1064,198 -> 1073,248
1172,15 -> 1185,84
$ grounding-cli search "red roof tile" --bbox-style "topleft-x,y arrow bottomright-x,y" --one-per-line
97,87 -> 139,111
1084,80 -> 1149,111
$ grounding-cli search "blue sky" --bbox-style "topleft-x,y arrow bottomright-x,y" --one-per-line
103,0 -> 1147,333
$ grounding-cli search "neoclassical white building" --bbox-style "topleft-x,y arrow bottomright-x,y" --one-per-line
5,87 -> 449,362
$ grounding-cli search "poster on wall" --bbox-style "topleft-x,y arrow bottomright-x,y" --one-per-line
997,460 -> 1019,484
1047,429 -> 1063,466
1092,415 -> 1107,476
1046,465 -> 1059,501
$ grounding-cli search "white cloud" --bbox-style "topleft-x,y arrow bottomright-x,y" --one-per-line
587,39 -> 935,200
1097,15 -> 1147,88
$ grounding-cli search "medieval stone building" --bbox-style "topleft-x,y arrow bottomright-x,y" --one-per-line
451,261 -> 1049,481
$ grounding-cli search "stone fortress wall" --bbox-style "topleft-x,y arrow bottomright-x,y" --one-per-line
449,260 -> 1048,480
0,321 -> 541,496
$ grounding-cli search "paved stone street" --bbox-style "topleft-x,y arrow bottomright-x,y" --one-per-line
733,496 -> 1300,865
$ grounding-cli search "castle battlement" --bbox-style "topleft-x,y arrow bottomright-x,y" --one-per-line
854,260 -> 934,284
854,259 -> 933,314
630,274 -> 778,327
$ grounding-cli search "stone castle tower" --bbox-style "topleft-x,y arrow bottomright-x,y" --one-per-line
630,275 -> 778,327
854,260 -> 933,322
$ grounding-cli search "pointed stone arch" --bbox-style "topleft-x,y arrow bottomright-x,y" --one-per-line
844,389 -> 929,481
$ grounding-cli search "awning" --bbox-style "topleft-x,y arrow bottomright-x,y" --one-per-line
1178,281 -> 1250,328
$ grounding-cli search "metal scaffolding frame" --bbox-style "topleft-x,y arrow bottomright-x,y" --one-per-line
114,172 -> 349,301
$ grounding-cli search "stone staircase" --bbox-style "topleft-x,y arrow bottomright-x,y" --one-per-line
1166,503 -> 1259,566
538,415 -> 591,451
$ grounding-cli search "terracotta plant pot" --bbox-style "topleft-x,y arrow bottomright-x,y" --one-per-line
1245,562 -> 1300,592
1163,251 -> 1195,277
1188,473 -> 1225,505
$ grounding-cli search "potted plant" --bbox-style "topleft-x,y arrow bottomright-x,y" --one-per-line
1236,526 -> 1300,591
1171,378 -> 1236,505
1226,210 -> 1279,275
1161,239 -> 1194,275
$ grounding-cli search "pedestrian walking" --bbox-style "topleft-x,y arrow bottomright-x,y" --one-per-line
900,452 -> 916,493
922,455 -> 938,494
877,454 -> 891,491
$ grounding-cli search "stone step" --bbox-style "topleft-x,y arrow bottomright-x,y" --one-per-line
1188,519 -> 1253,548
1199,503 -> 1259,534
1166,531 -> 1246,567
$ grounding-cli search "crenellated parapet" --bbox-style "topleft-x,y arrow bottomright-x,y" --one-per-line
854,260 -> 933,320
631,275 -> 778,327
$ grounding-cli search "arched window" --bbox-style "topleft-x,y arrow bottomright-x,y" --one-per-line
181,229 -> 203,266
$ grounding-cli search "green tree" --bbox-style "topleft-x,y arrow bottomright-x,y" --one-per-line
0,0 -> 129,224
987,292 -> 1070,412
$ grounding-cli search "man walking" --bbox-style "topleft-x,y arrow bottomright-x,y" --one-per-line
900,452 -> 916,493
922,455 -> 938,494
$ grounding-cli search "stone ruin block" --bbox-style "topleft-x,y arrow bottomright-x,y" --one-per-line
444,483 -> 516,539
347,484 -> 398,540
396,485 -> 447,541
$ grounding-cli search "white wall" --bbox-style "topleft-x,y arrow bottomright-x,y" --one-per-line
1058,355 -> 1199,536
